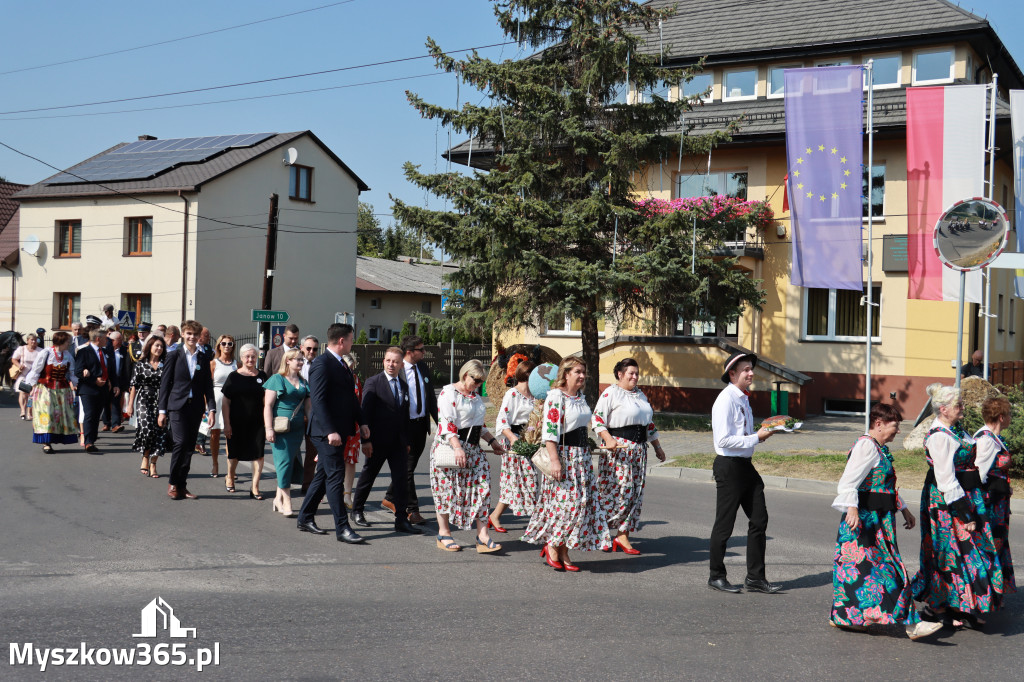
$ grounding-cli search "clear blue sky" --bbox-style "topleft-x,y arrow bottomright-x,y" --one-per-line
1,0 -> 1021,226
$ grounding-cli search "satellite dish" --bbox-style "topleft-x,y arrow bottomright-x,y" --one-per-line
22,234 -> 40,257
283,147 -> 299,165
933,197 -> 1009,271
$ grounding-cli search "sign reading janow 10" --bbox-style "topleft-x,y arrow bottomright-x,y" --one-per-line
251,309 -> 289,323
933,197 -> 1009,271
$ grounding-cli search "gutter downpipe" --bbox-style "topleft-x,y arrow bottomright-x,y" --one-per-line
179,192 -> 190,322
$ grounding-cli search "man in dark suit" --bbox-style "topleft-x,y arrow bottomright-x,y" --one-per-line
101,331 -> 131,433
296,323 -> 368,544
75,329 -> 117,453
263,323 -> 299,374
382,335 -> 438,524
350,346 -> 422,534
157,320 -> 215,500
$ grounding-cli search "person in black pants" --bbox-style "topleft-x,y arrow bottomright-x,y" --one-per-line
157,320 -> 215,500
101,331 -> 130,433
382,335 -> 438,524
350,346 -> 422,535
707,352 -> 779,594
295,323 -> 368,545
75,329 -> 117,453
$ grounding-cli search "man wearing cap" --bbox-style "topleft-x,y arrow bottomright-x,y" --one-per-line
128,323 -> 151,369
707,352 -> 779,594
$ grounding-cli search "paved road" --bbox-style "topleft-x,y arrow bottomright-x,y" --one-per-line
657,414 -> 876,455
1,393 -> 1021,680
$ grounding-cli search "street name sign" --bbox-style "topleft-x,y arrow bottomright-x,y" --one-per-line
251,309 -> 289,323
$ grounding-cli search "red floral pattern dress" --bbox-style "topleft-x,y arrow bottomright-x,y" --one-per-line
429,384 -> 490,529
591,385 -> 660,535
494,387 -> 539,516
343,374 -> 363,464
522,388 -> 611,551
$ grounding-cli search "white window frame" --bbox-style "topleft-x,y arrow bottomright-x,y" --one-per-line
542,314 -> 606,338
675,170 -> 748,200
367,326 -> 381,342
802,285 -> 882,343
912,47 -> 954,85
722,67 -> 757,101
369,298 -> 381,309
815,58 -> 852,68
681,72 -> 714,103
863,53 -> 902,90
768,63 -> 802,99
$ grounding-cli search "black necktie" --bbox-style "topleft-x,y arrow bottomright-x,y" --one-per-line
412,364 -> 422,411
391,377 -> 400,403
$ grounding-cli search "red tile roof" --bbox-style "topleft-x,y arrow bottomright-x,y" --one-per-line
0,182 -> 27,266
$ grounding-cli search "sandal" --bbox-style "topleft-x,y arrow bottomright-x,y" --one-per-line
952,611 -> 985,631
225,482 -> 236,493
42,445 -> 54,454
476,537 -> 502,554
436,534 -> 461,552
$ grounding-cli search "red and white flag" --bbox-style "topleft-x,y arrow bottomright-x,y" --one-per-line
906,85 -> 985,302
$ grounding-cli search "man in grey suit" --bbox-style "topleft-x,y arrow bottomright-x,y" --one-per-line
263,324 -> 299,374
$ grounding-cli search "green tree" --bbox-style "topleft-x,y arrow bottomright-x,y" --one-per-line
393,0 -> 765,404
355,329 -> 369,344
357,202 -> 385,256
381,221 -> 426,261
399,321 -> 414,343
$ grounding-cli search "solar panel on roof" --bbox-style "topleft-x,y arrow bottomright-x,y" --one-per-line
47,132 -> 276,184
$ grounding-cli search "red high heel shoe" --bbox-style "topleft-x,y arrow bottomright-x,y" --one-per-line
612,538 -> 641,555
488,517 -> 507,533
540,544 -> 564,571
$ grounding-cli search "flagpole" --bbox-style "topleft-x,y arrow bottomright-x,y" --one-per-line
864,60 -> 875,434
983,73 -> 999,381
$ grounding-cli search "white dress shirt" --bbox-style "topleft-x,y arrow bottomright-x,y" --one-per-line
711,383 -> 758,457
924,418 -> 972,504
831,436 -> 907,512
973,428 -> 1004,483
404,360 -> 425,419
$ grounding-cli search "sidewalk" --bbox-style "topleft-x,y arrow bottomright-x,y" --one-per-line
655,414 -> 876,455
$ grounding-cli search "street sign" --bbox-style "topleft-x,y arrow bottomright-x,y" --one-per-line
251,309 -> 289,323
271,325 -> 285,349
116,309 -> 136,330
335,312 -> 354,325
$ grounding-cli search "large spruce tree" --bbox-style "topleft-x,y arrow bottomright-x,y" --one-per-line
393,0 -> 767,403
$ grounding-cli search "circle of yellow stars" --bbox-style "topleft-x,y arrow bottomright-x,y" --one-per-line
790,144 -> 852,203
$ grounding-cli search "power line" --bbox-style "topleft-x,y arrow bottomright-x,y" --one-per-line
0,1 -> 362,77
0,41 -> 516,116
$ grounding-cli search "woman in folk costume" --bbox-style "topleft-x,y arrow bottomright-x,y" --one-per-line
973,395 -> 1015,596
25,331 -> 79,454
488,358 -> 539,532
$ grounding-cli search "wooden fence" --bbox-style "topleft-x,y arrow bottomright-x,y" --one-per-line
988,361 -> 1024,387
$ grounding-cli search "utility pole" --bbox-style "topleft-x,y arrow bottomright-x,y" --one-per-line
259,193 -> 280,368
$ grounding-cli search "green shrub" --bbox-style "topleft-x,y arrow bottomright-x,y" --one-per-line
355,330 -> 369,345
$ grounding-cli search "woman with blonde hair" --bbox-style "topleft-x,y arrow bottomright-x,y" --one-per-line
431,359 -> 506,553
974,395 -> 1016,596
208,334 -> 237,478
264,349 -> 311,517
11,332 -> 41,420
523,357 -> 611,571
912,385 -> 1003,629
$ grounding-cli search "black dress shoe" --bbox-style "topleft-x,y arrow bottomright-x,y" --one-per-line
744,578 -> 782,594
85,445 -> 100,454
337,527 -> 365,544
297,520 -> 327,535
395,518 -> 423,534
707,578 -> 742,593
351,511 -> 371,527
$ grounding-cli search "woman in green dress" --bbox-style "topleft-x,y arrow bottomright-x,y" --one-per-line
263,349 -> 311,517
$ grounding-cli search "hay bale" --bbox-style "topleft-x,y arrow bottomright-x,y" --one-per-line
960,375 -> 1001,410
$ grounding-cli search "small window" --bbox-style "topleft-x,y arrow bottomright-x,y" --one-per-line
864,54 -> 901,89
803,285 -> 881,342
676,171 -> 747,200
289,165 -> 313,201
998,294 -> 1005,332
675,315 -> 739,338
370,298 -> 381,309
862,164 -> 885,218
543,311 -> 605,336
1010,299 -> 1016,335
56,220 -> 81,258
368,326 -> 381,342
121,293 -> 151,325
768,64 -> 801,98
722,68 -> 756,101
126,217 -> 153,256
606,81 -> 629,105
815,58 -> 852,68
635,80 -> 672,103
681,73 -> 713,102
55,293 -> 80,330
421,300 -> 432,314
913,48 -> 954,85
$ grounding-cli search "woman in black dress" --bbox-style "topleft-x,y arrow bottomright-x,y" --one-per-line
125,336 -> 168,478
222,343 -> 268,499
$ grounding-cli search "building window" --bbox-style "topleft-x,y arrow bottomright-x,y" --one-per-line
998,294 -> 1005,332
126,217 -> 153,256
370,298 -> 381,309
121,293 -> 151,325
635,80 -> 672,103
368,326 -> 381,343
56,220 -> 81,258
543,311 -> 606,336
675,316 -> 739,338
803,285 -> 881,342
815,58 -> 852,68
862,164 -> 885,217
676,171 -> 748,200
913,48 -> 954,85
289,165 -> 313,201
864,54 -> 901,89
1010,299 -> 1016,335
421,300 -> 432,314
768,64 -> 801,98
681,73 -> 713,102
55,293 -> 80,330
722,68 -> 756,101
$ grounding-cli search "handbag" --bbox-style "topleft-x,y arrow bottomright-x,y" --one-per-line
533,391 -> 565,480
433,438 -> 467,469
8,364 -> 19,380
273,400 -> 303,433
16,377 -> 33,394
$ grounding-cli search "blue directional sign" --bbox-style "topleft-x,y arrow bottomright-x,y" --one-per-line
116,310 -> 137,330
441,288 -> 465,314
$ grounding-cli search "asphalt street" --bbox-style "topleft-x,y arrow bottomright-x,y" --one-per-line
1,391 -> 1021,681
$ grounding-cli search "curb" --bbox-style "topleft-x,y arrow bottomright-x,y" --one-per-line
647,465 -> 1024,514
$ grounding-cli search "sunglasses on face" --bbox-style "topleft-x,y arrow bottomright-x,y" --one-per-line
303,346 -> 318,352
220,342 -> 234,347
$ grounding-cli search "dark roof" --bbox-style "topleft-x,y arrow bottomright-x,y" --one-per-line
0,182 -> 27,266
15,130 -> 368,200
355,256 -> 458,295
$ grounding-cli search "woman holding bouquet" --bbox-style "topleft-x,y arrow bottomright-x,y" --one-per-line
488,360 -> 538,532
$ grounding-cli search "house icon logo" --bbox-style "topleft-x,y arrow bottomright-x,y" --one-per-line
133,597 -> 197,639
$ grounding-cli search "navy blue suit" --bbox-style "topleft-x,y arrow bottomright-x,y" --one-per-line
158,346 -> 215,488
298,350 -> 363,535
75,343 -> 115,447
351,371 -> 410,518
102,344 -> 130,428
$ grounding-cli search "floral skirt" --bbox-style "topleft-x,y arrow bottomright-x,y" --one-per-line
597,437 -> 648,534
522,445 -> 612,551
497,436 -> 538,516
31,385 -> 79,444
830,510 -> 919,626
986,490 -> 1016,595
430,439 -> 490,530
911,485 -> 1004,615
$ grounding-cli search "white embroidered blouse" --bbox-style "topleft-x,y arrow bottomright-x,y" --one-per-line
542,388 -> 592,444
591,384 -> 660,442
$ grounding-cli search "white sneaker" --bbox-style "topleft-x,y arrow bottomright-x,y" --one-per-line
906,621 -> 943,640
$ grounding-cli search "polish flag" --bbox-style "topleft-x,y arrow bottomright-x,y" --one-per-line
906,85 -> 985,302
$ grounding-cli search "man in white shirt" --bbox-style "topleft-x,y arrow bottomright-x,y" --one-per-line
708,352 -> 779,594
298,335 -> 320,493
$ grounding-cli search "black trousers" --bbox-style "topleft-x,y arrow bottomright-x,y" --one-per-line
301,434 -> 318,494
298,436 -> 352,536
102,388 -> 122,427
168,400 -> 204,488
709,456 -> 769,582
385,416 -> 430,512
79,393 -> 103,446
353,442 -> 409,520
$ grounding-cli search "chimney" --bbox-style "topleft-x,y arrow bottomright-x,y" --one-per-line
138,135 -> 158,141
